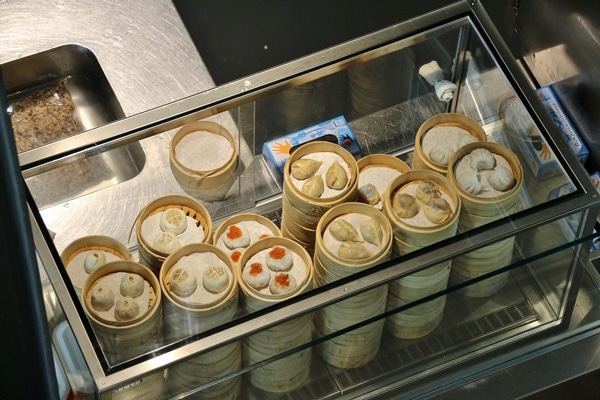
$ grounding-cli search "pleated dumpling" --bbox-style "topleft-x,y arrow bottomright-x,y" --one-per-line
291,158 -> 322,180
114,297 -> 140,321
360,218 -> 383,247
325,160 -> 348,190
428,145 -> 454,166
120,273 -> 145,298
302,175 -> 324,197
392,192 -> 419,219
487,165 -> 515,191
457,170 -> 483,195
338,241 -> 373,260
423,198 -> 452,224
91,285 -> 115,311
328,218 -> 363,242
470,148 -> 496,171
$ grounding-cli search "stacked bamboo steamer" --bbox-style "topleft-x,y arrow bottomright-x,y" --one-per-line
357,153 -> 411,209
281,141 -> 359,255
412,113 -> 487,175
313,202 -> 393,368
61,235 -> 134,300
447,142 -> 524,297
82,260 -> 165,398
134,194 -> 213,276
382,170 -> 461,339
160,243 -> 241,400
238,237 -> 314,393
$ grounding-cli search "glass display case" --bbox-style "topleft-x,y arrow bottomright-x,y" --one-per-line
11,1 -> 600,399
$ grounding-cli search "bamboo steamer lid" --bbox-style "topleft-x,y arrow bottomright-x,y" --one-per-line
382,169 -> 461,248
82,261 -> 163,361
61,235 -> 134,299
282,141 -> 359,216
135,194 -> 213,276
169,121 -> 239,197
357,153 -> 411,208
413,113 -> 487,175
447,141 -> 523,220
314,202 -> 393,277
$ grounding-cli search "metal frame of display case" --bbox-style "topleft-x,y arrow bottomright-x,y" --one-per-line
11,1 -> 600,399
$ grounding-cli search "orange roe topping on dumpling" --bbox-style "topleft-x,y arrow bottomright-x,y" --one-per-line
227,225 -> 243,240
274,273 -> 290,288
250,262 -> 264,276
231,250 -> 242,263
259,233 -> 271,240
269,246 -> 286,260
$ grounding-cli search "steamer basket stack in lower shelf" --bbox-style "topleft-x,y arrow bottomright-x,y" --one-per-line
382,170 -> 461,339
313,202 -> 393,368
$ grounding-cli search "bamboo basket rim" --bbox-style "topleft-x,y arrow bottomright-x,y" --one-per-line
213,212 -> 282,245
82,260 -> 161,329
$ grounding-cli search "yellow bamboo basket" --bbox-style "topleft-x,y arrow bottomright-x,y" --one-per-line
135,194 -> 213,276
82,261 -> 163,363
237,237 -> 314,393
61,235 -> 134,299
169,120 -> 239,202
385,295 -> 447,339
159,243 -> 240,399
357,153 -> 411,208
412,113 -> 487,175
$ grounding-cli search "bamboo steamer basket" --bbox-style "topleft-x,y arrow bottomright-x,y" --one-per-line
135,194 -> 213,276
280,223 -> 315,255
357,153 -> 411,208
238,237 -> 314,393
282,141 -> 359,216
385,295 -> 447,339
169,373 -> 241,400
447,142 -> 523,220
169,120 -> 239,202
314,202 -> 393,278
388,261 -> 451,302
82,261 -> 163,363
213,212 -> 282,264
450,264 -> 510,298
413,113 -> 487,175
111,371 -> 165,400
281,194 -> 322,229
382,169 -> 461,248
61,235 -> 134,299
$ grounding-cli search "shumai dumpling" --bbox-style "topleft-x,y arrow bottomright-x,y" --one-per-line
392,192 -> 419,219
338,241 -> 373,260
415,180 -> 441,204
114,297 -> 140,321
325,160 -> 348,190
357,183 -> 381,206
120,273 -> 145,298
328,218 -> 363,242
91,285 -> 115,311
291,158 -> 322,180
423,198 -> 453,224
360,218 -> 383,247
302,175 -> 324,198
203,265 -> 230,293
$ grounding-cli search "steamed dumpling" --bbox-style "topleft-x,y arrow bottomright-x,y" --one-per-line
423,198 -> 452,224
358,183 -> 381,206
302,175 -> 324,197
328,218 -> 363,242
159,208 -> 188,235
170,267 -> 198,297
120,273 -> 145,298
470,148 -> 496,171
114,297 -> 140,321
242,262 -> 271,290
360,218 -> 383,247
269,272 -> 297,295
392,192 -> 419,219
152,231 -> 181,254
428,145 -> 454,166
338,241 -> 373,260
457,170 -> 483,195
223,224 -> 251,250
291,158 -> 322,180
84,251 -> 107,274
91,285 -> 115,311
415,180 -> 441,204
325,160 -> 348,190
265,246 -> 294,271
487,165 -> 515,191
203,265 -> 230,293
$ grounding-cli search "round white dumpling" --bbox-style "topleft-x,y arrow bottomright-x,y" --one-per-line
159,208 -> 188,235
120,273 -> 145,298
114,297 -> 140,321
84,251 -> 107,274
269,272 -> 297,295
265,246 -> 294,271
470,148 -> 496,171
488,165 -> 515,191
203,265 -> 230,293
91,285 -> 115,311
242,262 -> 271,290
428,145 -> 454,166
152,231 -> 181,254
170,268 -> 198,297
223,224 -> 251,250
